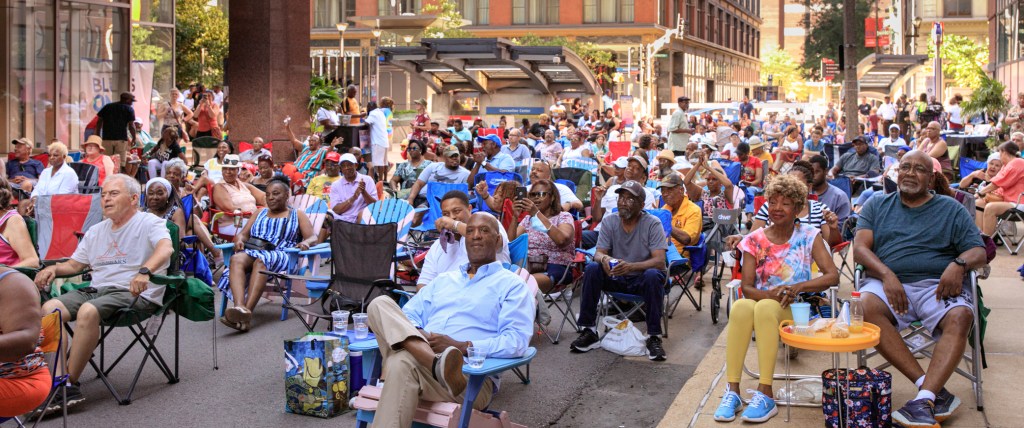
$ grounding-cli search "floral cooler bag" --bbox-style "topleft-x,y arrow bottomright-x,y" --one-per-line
821,367 -> 892,428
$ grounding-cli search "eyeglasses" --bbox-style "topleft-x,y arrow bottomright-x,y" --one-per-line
618,197 -> 640,206
408,146 -> 422,152
897,164 -> 930,175
528,191 -> 550,198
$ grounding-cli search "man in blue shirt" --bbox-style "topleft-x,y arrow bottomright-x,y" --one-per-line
7,138 -> 44,195
365,213 -> 534,427
854,150 -> 986,427
448,119 -> 472,146
468,134 -> 516,185
500,128 -> 532,165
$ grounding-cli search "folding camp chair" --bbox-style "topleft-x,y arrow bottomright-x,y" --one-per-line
410,182 -> 469,240
855,267 -> 987,410
508,234 -> 528,268
18,309 -> 71,428
995,192 -> 1024,255
706,208 -> 742,324
959,157 -> 986,183
605,141 -> 631,163
473,171 -> 523,213
665,232 -> 709,318
552,167 -> 593,207
33,194 -> 103,265
828,176 -> 853,200
67,162 -> 100,194
42,222 -> 202,405
360,199 -> 424,288
270,221 -> 399,331
189,136 -> 221,172
716,159 -> 743,186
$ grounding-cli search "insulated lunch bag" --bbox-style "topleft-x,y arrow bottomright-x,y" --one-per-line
821,367 -> 892,428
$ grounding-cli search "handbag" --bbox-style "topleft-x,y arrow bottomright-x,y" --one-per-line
527,253 -> 548,274
284,333 -> 351,418
599,316 -> 647,357
821,367 -> 892,428
243,236 -> 277,251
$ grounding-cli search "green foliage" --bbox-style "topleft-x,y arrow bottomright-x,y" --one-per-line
801,0 -> 873,81
421,0 -> 474,39
760,47 -> 810,100
175,0 -> 229,86
961,76 -> 1009,121
512,34 -> 617,84
308,75 -> 343,118
131,26 -> 173,90
926,34 -> 988,89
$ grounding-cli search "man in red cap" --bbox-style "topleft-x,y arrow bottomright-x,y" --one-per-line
306,151 -> 343,202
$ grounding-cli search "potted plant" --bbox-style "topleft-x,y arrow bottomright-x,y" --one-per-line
961,76 -> 1009,126
308,75 -> 342,133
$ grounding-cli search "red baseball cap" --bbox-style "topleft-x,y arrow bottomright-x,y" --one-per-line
325,152 -> 342,163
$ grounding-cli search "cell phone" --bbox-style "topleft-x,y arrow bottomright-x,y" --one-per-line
515,186 -> 528,200
80,287 -> 98,293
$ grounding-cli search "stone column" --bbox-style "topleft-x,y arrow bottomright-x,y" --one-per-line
226,0 -> 310,145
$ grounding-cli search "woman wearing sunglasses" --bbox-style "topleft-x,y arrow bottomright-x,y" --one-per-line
389,139 -> 432,200
508,179 -> 575,293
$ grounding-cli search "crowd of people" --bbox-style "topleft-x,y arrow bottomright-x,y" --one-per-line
3,85 -> 1023,428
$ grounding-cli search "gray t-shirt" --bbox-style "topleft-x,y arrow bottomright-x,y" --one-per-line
416,162 -> 470,196
596,212 -> 668,270
856,192 -> 983,283
835,151 -> 880,177
815,183 -> 852,225
72,212 -> 172,304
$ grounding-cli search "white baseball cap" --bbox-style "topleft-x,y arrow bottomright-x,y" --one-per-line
612,156 -> 629,169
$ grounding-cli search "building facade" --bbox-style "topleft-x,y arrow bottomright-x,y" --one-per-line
1,0 -> 175,151
308,0 -> 761,116
905,0 -> 988,97
991,0 -> 1023,97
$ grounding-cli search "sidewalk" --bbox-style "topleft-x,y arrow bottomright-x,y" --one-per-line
658,248 -> 1024,428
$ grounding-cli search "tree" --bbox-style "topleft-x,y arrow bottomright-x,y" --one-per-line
802,0 -> 872,80
421,0 -> 474,39
131,26 -> 173,91
511,35 -> 617,85
760,47 -> 810,101
926,34 -> 988,90
961,76 -> 1009,121
175,0 -> 229,86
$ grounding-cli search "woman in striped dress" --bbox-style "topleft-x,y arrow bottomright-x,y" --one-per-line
219,177 -> 316,332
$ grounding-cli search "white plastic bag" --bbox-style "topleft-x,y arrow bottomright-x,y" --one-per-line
599,316 -> 648,357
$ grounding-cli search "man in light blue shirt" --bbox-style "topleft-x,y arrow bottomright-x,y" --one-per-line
469,134 -> 516,184
448,119 -> 473,146
499,128 -> 532,165
364,213 -> 534,427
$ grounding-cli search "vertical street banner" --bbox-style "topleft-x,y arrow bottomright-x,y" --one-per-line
619,95 -> 635,129
69,60 -> 155,144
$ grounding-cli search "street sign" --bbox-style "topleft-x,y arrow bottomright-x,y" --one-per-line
820,58 -> 839,81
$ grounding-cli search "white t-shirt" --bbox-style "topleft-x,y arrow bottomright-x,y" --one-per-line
31,163 -> 80,198
316,107 -> 340,128
877,103 -> 897,121
417,218 -> 511,286
365,108 -> 389,148
948,105 -> 963,125
596,185 -> 659,232
554,182 -> 581,206
213,91 -> 224,106
71,212 -> 172,304
560,145 -> 589,167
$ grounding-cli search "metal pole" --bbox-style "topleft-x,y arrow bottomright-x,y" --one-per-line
340,32 -> 346,86
842,0 -> 859,142
933,23 -> 942,100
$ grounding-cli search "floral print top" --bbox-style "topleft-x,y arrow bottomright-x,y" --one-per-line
736,223 -> 819,291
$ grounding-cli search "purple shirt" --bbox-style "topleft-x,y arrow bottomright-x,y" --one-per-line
328,173 -> 376,222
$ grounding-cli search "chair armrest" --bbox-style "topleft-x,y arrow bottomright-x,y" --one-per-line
299,246 -> 332,257
463,347 -> 537,376
725,279 -> 742,290
150,274 -> 187,286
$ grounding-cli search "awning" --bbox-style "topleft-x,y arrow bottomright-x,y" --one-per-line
856,54 -> 929,98
378,38 -> 601,95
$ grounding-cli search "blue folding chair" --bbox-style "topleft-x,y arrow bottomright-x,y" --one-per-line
959,157 -> 987,182
555,179 -> 576,194
598,209 -> 673,337
351,337 -> 536,428
508,234 -> 528,268
829,176 -> 853,200
473,171 -> 523,213
412,182 -> 470,235
666,233 -> 709,318
717,159 -> 743,185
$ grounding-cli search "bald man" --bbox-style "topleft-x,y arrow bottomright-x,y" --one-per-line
364,212 -> 534,427
853,150 -> 985,427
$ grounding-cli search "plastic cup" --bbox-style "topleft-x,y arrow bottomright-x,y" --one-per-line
331,310 -> 350,334
353,313 -> 369,339
467,346 -> 485,369
791,302 -> 812,327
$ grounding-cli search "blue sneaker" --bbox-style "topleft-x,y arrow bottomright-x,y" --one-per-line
893,398 -> 939,428
740,390 -> 778,423
713,388 -> 744,422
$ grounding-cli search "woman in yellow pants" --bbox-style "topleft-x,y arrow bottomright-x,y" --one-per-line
714,174 -> 839,423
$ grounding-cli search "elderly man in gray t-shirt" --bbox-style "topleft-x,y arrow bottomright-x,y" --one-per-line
569,180 -> 669,361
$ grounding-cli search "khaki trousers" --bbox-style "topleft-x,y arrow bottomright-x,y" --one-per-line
366,296 -> 494,428
102,139 -> 130,166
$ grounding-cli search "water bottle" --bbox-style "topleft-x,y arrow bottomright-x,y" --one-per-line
849,291 -> 864,334
233,208 -> 242,228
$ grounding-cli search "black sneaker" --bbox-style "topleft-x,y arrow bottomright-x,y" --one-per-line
646,336 -> 666,361
932,388 -> 961,422
31,382 -> 84,418
569,328 -> 600,353
892,398 -> 938,428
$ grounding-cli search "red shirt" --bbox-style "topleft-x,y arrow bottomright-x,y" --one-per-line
736,155 -> 763,185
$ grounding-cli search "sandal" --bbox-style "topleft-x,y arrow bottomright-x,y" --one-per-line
219,316 -> 242,331
225,306 -> 245,324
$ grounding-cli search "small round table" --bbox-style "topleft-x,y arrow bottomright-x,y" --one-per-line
779,320 -> 880,427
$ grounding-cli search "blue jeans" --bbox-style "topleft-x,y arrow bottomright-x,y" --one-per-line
576,262 -> 666,335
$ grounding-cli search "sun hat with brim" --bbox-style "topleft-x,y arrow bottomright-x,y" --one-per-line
413,98 -> 427,106
656,149 -> 675,164
615,180 -> 645,197
84,135 -> 104,150
748,139 -> 766,150
700,141 -> 718,151
222,154 -> 242,168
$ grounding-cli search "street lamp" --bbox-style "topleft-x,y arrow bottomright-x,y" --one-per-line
372,28 -> 382,103
403,34 -> 414,46
336,22 -> 348,86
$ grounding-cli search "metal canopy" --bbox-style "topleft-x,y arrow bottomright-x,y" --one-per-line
378,38 -> 601,95
856,54 -> 929,98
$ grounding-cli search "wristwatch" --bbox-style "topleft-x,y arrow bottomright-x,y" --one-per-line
952,258 -> 967,268
138,267 -> 152,276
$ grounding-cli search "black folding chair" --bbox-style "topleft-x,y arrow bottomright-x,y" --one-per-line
269,220 -> 398,331
68,162 -> 100,194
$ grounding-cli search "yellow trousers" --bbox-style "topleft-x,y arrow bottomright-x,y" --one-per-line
726,299 -> 792,385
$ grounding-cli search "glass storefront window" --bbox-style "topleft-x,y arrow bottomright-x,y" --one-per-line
133,0 -> 173,24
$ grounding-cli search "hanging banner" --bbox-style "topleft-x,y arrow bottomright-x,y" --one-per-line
865,18 -> 890,48
68,60 -> 155,146
619,95 -> 635,129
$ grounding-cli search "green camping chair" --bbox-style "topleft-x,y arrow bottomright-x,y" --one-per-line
37,221 -> 214,405
190,136 -> 222,173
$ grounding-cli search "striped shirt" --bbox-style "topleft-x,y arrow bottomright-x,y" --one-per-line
754,199 -> 828,228
295,144 -> 328,181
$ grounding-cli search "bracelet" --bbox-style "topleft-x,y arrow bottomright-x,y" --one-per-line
452,220 -> 461,231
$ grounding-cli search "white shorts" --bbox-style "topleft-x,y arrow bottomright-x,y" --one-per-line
372,144 -> 387,166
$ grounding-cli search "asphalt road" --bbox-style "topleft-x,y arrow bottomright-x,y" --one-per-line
30,286 -> 725,428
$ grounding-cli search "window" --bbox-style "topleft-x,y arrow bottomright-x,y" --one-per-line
314,0 -> 357,28
583,0 -> 634,23
459,0 -> 489,25
378,0 -> 422,15
512,0 -> 559,25
944,0 -> 971,16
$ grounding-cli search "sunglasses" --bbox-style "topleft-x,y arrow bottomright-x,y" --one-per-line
408,146 -> 422,152
528,191 -> 550,198
223,158 -> 239,166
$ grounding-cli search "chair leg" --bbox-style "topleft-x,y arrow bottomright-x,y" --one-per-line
458,375 -> 486,428
212,311 -> 219,370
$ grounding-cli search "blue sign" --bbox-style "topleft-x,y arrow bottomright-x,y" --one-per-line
485,107 -> 546,116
